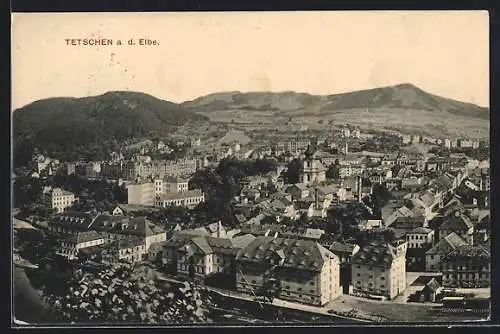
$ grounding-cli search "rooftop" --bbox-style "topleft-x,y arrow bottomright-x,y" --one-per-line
352,240 -> 406,268
425,232 -> 468,255
236,236 -> 335,272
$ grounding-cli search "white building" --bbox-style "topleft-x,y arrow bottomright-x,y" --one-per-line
44,187 -> 75,213
154,190 -> 205,209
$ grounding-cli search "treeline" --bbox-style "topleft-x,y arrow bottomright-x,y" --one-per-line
188,158 -> 278,225
13,174 -> 127,210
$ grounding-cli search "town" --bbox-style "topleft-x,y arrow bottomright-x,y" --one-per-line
13,124 -> 490,324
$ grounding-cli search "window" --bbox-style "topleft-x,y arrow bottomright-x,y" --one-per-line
251,280 -> 256,284
380,284 -> 385,288
298,288 -> 302,291
310,290 -> 315,293
380,277 -> 385,281
310,282 -> 314,286
368,275 -> 373,279
357,273 -> 361,277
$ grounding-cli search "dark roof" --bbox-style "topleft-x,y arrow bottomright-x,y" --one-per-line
352,240 -> 406,268
441,198 -> 465,216
236,236 -> 334,272
439,212 -> 474,231
164,232 -> 199,248
425,232 -> 468,255
329,242 -> 358,255
51,211 -> 98,231
231,234 -> 257,249
442,244 -> 490,261
65,231 -> 104,244
91,214 -> 164,237
295,200 -> 314,210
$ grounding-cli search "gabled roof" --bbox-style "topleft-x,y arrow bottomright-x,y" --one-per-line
441,244 -> 490,261
329,241 -> 358,254
65,230 -> 104,244
287,183 -> 309,191
352,240 -> 406,268
231,234 -> 257,249
90,214 -> 165,237
190,237 -> 213,255
425,232 -> 468,255
236,236 -> 335,272
439,212 -> 474,231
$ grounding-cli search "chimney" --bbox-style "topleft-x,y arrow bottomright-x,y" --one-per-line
315,188 -> 319,210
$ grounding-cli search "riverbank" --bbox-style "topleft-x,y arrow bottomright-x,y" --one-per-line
157,272 -> 488,324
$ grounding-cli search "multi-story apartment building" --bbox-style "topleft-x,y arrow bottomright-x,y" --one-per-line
162,231 -> 256,278
123,159 -> 198,180
440,244 -> 490,288
154,176 -> 189,194
58,231 -> 106,259
235,236 -> 341,306
405,227 -> 434,249
48,211 -> 99,235
339,163 -> 365,179
43,187 -> 76,213
89,214 -> 167,252
101,162 -> 125,178
127,181 -> 155,206
351,240 -> 407,300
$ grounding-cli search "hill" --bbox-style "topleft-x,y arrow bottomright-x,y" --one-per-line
183,83 -> 489,138
13,91 -> 208,165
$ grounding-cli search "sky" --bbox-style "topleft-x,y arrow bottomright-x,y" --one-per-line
11,11 -> 489,109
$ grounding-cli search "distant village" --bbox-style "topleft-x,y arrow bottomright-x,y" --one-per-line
13,124 -> 490,320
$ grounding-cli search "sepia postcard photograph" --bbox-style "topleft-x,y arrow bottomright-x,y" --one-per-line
11,11 -> 491,326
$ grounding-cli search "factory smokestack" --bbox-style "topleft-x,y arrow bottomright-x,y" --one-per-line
357,176 -> 362,203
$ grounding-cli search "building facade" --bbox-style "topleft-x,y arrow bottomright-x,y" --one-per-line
351,240 -> 407,300
44,187 -> 75,213
235,236 -> 341,306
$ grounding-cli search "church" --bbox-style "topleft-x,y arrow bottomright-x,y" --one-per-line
300,146 -> 327,185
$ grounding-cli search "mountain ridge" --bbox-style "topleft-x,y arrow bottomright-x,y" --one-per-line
181,83 -> 489,120
13,91 -> 209,165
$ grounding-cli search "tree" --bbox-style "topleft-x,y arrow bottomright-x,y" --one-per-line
283,159 -> 302,184
44,264 -> 212,324
326,165 -> 340,179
